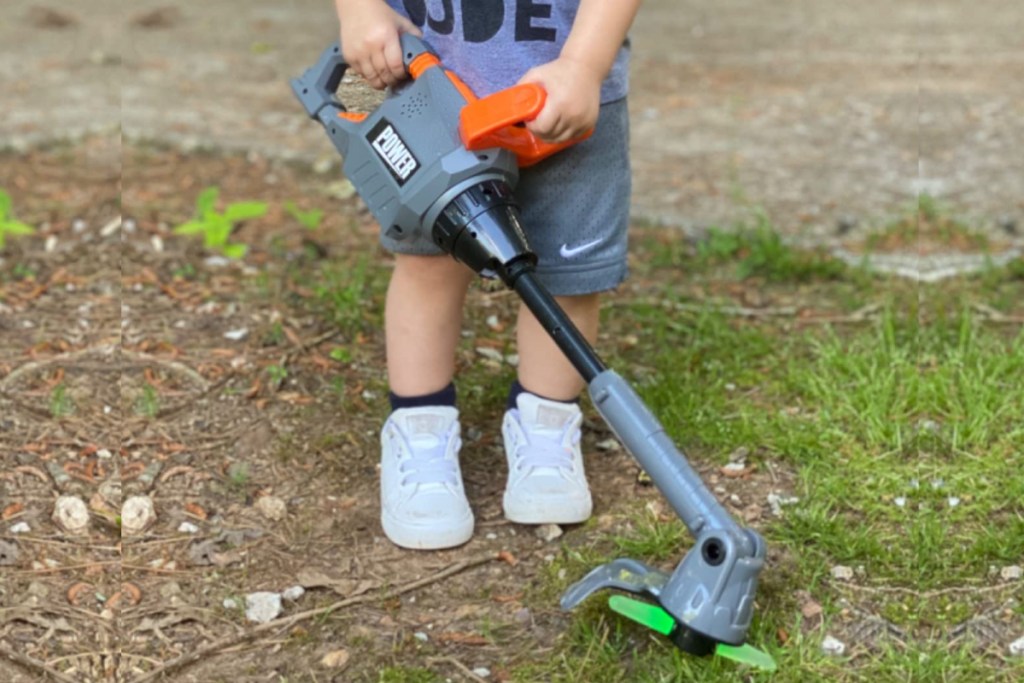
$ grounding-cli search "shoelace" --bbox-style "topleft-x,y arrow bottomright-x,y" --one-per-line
397,429 -> 460,486
514,423 -> 580,472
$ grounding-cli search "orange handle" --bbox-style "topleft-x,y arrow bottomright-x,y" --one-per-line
459,84 -> 593,167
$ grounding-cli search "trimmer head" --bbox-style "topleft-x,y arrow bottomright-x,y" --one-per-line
562,558 -> 776,671
609,596 -> 776,671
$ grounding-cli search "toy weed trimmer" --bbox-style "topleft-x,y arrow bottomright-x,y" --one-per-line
292,36 -> 775,671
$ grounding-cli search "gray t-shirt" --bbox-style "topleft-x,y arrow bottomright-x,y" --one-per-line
384,0 -> 629,102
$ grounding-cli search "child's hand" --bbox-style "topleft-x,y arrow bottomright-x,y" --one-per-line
516,57 -> 603,144
337,0 -> 421,90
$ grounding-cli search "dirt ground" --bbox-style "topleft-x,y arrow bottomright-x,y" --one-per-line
1,0 -> 1022,235
0,135 -> 816,682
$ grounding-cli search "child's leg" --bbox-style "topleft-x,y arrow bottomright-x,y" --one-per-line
385,253 -> 475,397
380,253 -> 476,551
501,292 -> 600,525
516,292 -> 601,400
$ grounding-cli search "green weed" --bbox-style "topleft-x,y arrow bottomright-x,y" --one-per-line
173,186 -> 267,259
695,220 -> 846,282
284,200 -> 324,231
0,188 -> 35,249
49,384 -> 74,418
135,383 -> 160,418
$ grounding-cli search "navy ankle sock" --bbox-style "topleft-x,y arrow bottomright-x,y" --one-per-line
389,382 -> 457,412
506,379 -> 579,411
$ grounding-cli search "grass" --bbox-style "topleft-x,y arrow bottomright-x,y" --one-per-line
506,230 -> 1021,681
298,212 -> 1022,681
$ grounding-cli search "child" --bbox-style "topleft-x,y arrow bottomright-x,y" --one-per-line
334,0 -> 641,549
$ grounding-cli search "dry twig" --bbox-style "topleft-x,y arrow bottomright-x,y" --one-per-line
130,552 -> 498,682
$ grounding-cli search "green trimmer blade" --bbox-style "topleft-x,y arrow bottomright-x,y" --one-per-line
608,595 -> 777,672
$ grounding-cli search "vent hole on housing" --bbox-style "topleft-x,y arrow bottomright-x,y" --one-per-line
701,539 -> 726,567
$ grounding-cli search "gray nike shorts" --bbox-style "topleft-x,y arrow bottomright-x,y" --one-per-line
379,98 -> 631,296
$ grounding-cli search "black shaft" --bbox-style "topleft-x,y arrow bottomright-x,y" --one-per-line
512,270 -> 607,383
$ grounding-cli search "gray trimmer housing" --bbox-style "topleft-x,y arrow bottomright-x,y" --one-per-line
291,37 -> 518,246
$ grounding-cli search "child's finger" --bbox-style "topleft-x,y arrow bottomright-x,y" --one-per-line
396,16 -> 423,38
383,37 -> 407,82
370,51 -> 397,87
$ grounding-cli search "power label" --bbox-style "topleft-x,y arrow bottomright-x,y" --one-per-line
367,119 -> 419,186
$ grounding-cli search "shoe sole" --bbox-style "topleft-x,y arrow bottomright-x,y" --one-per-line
503,494 -> 592,525
381,510 -> 474,550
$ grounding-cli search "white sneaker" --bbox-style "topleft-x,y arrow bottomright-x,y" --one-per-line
502,393 -> 593,524
380,406 -> 474,549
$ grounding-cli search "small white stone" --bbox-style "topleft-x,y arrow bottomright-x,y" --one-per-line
485,532 -> 497,540
999,565 -> 1022,581
767,492 -> 798,516
53,495 -> 90,535
45,235 -> 58,252
485,315 -> 501,330
728,446 -> 750,463
476,347 -> 504,362
535,524 -> 563,542
245,592 -> 283,623
595,438 -> 621,452
282,585 -> 305,601
72,218 -> 88,233
9,522 -> 30,534
1010,635 -> 1024,657
224,328 -> 249,341
821,635 -> 846,656
413,632 -> 429,642
150,235 -> 163,252
177,522 -> 200,534
830,565 -> 855,581
947,496 -> 960,508
101,217 -> 122,236
121,496 -> 157,535
223,598 -> 239,610
722,462 -> 747,473
471,668 -> 491,678
893,496 -> 907,508
96,448 -> 112,459
255,495 -> 287,521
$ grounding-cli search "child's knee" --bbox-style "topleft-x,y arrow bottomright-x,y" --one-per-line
394,253 -> 474,286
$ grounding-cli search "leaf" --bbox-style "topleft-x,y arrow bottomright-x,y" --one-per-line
0,189 -> 11,219
224,201 -> 268,223
3,221 -> 35,235
221,243 -> 248,260
202,215 -> 232,248
285,201 -> 323,230
195,187 -> 220,218
173,220 -> 208,236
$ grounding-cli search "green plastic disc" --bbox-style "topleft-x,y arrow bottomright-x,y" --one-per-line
715,642 -> 778,672
608,595 -> 675,636
609,595 -> 778,672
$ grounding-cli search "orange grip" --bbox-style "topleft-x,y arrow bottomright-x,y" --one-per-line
459,84 -> 593,167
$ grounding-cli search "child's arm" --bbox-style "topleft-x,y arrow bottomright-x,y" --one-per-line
518,0 -> 643,143
335,0 -> 421,90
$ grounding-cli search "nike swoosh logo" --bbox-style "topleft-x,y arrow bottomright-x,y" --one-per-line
560,239 -> 603,259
